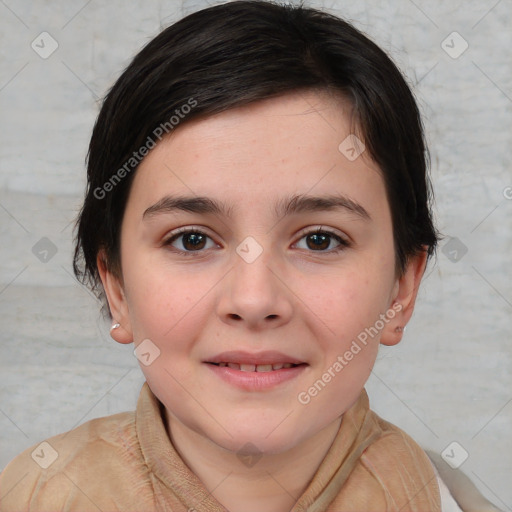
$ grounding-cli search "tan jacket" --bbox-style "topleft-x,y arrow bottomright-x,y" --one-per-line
0,382 -> 441,511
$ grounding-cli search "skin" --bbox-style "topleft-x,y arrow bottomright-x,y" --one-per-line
98,89 -> 427,512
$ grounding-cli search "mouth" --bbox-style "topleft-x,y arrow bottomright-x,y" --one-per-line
204,351 -> 308,391
207,362 -> 304,372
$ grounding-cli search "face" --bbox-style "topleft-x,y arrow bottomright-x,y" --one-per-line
101,90 -> 423,456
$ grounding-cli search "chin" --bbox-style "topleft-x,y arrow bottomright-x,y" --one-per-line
202,417 -> 308,456
216,432 -> 300,457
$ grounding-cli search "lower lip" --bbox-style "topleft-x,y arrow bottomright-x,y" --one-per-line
204,363 -> 307,391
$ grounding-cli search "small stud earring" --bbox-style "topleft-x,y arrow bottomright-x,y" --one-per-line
395,326 -> 405,333
110,322 -> 121,332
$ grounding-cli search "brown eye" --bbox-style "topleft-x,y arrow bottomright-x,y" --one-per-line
164,229 -> 216,253
181,232 -> 207,250
295,228 -> 350,253
306,233 -> 331,251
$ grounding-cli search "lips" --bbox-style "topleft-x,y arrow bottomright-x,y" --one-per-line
205,351 -> 308,391
210,362 -> 299,372
205,350 -> 306,373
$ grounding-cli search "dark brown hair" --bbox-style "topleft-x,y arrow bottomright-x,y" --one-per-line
73,0 -> 439,309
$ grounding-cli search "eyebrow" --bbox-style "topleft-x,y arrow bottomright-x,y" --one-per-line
142,193 -> 371,221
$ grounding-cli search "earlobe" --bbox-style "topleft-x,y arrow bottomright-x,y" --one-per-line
380,249 -> 428,347
379,301 -> 406,347
97,251 -> 133,344
108,320 -> 133,344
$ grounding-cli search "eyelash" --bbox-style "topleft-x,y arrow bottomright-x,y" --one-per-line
162,226 -> 350,257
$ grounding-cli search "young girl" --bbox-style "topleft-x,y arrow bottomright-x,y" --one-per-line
0,1 -> 502,510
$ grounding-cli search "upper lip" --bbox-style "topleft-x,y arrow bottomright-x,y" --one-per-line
205,350 -> 305,365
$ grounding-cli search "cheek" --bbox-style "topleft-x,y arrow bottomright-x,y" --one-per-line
299,263 -> 391,333
121,251 -> 211,343
295,266 -> 393,402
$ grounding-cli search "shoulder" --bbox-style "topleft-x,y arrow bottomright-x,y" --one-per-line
358,410 -> 442,509
0,409 -> 148,511
362,411 -> 433,467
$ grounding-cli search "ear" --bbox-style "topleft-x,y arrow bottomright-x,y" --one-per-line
380,249 -> 428,347
97,250 -> 133,344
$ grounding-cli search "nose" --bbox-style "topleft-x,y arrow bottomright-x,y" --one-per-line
216,246 -> 294,331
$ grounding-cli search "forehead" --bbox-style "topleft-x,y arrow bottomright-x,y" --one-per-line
126,90 -> 387,220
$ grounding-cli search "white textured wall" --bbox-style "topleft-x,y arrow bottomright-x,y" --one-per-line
0,0 -> 511,508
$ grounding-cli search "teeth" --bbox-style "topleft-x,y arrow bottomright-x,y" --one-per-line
216,362 -> 298,371
255,364 -> 273,372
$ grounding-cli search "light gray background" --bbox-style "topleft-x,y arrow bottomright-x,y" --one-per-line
0,0 -> 511,509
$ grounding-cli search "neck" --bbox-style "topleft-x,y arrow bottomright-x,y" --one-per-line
165,413 -> 342,512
